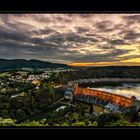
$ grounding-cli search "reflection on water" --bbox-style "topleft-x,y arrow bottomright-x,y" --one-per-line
92,83 -> 140,100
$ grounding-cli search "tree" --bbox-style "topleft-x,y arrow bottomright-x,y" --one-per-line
97,113 -> 124,126
0,110 -> 9,118
15,109 -> 26,119
106,120 -> 130,126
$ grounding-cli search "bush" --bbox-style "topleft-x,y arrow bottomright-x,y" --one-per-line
15,120 -> 49,126
0,110 -> 9,118
87,121 -> 98,126
0,118 -> 15,126
97,113 -> 124,126
15,109 -> 26,119
72,121 -> 86,126
61,122 -> 69,126
106,120 -> 130,126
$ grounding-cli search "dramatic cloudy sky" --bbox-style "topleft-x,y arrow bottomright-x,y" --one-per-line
0,14 -> 140,66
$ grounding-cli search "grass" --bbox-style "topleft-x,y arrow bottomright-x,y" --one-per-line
17,71 -> 28,76
0,72 -> 11,77
93,105 -> 104,112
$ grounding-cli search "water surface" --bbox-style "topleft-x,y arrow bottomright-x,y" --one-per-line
92,83 -> 140,100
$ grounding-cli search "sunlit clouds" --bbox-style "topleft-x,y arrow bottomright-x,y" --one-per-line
0,14 -> 140,66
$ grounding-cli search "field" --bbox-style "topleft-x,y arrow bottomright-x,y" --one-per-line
0,72 -> 11,77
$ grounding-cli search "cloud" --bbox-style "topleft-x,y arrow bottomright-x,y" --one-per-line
110,39 -> 125,45
0,14 -> 140,65
123,14 -> 140,24
37,28 -> 57,35
95,20 -> 113,32
124,31 -> 140,40
0,26 -> 29,42
75,27 -> 90,34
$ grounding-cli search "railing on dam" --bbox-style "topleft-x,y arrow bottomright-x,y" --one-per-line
73,86 -> 133,108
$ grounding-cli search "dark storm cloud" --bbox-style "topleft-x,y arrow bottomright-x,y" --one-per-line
0,14 -> 140,65
67,49 -> 132,63
75,27 -> 90,34
30,37 -> 60,48
79,14 -> 94,18
95,20 -> 113,32
110,39 -> 125,45
65,32 -> 81,41
123,15 -> 140,24
7,21 -> 35,33
37,28 -> 57,35
65,32 -> 98,43
30,37 -> 46,44
0,26 -> 29,42
45,33 -> 66,44
55,16 -> 72,23
0,38 -> 64,59
123,31 -> 140,40
0,14 -> 34,32
43,32 -> 98,45
112,49 -> 131,55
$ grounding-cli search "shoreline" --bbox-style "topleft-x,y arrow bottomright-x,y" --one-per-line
69,78 -> 140,86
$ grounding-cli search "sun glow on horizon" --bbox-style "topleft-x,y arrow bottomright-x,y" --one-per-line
68,62 -> 117,67
68,59 -> 140,67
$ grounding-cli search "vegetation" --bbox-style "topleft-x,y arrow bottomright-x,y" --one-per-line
1,103 -> 140,127
1,65 -> 140,127
0,72 -> 12,77
0,59 -> 69,71
0,77 -> 63,122
62,66 -> 140,81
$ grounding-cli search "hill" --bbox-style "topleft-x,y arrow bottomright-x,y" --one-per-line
62,66 -> 140,80
85,66 -> 140,78
0,59 -> 69,71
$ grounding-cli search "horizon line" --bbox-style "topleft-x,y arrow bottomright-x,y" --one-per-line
1,58 -> 140,67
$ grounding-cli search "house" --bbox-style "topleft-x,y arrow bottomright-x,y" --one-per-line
31,80 -> 40,86
104,103 -> 121,113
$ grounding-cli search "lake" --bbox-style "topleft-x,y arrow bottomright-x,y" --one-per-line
91,83 -> 140,100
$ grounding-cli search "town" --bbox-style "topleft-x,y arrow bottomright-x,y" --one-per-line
0,66 -> 140,127
1,13 -> 140,127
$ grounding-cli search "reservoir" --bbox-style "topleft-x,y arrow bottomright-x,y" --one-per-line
91,83 -> 140,100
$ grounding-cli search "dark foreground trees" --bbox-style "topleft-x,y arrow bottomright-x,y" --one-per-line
0,81 -> 63,121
